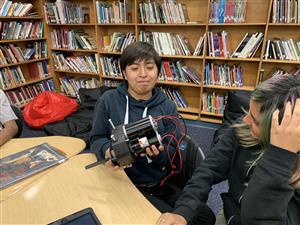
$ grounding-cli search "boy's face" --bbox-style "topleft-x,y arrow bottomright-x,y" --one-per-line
124,59 -> 158,100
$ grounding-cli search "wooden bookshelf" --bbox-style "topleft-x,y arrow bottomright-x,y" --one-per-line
38,0 -> 299,123
0,1 -> 55,107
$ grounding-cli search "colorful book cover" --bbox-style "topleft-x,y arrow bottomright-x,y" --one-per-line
0,143 -> 67,189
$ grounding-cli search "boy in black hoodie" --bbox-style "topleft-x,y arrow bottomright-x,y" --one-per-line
156,74 -> 300,225
90,42 -> 216,218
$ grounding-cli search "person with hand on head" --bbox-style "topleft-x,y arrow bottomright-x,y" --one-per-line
90,41 -> 187,212
157,73 -> 300,225
0,90 -> 18,146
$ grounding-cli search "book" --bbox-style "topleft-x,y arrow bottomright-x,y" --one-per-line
0,143 -> 67,189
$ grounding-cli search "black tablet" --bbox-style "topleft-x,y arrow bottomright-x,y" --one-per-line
48,207 -> 101,225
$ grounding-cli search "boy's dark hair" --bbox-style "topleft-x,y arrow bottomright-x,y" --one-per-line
120,42 -> 161,74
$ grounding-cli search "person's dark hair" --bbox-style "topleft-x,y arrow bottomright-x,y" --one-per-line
120,42 -> 161,76
236,73 -> 300,188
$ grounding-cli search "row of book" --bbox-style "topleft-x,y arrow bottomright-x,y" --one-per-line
0,41 -> 47,65
59,76 -> 100,97
103,79 -> 121,87
204,63 -> 244,87
270,67 -> 300,77
160,86 -> 188,108
231,32 -> 264,58
99,56 -> 201,85
159,60 -> 201,84
0,66 -> 25,89
207,31 -> 231,57
99,56 -> 122,78
50,29 -> 96,50
272,0 -> 300,23
0,1 -> 33,17
5,80 -> 55,106
96,1 -> 131,24
264,38 -> 300,61
52,53 -> 98,73
139,0 -> 188,24
28,61 -> 50,79
43,1 -> 89,24
139,31 -> 192,56
202,92 -> 227,115
0,62 -> 50,89
102,32 -> 136,52
0,21 -> 43,40
258,67 -> 300,83
209,0 -> 247,23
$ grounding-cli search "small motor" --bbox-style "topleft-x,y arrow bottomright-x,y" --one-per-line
109,115 -> 162,166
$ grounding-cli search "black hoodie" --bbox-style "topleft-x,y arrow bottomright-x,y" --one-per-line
173,128 -> 300,225
90,83 -> 178,185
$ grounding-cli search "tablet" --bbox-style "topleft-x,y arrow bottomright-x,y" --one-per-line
48,208 -> 101,225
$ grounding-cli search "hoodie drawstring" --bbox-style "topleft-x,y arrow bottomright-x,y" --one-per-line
124,95 -> 148,125
124,96 -> 129,125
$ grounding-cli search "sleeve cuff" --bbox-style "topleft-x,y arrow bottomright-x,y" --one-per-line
173,206 -> 195,223
262,144 -> 298,172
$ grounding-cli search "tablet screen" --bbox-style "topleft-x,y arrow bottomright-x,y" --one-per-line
48,208 -> 101,225
62,212 -> 98,225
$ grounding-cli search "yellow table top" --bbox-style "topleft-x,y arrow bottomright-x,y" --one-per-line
0,153 -> 160,225
0,136 -> 86,201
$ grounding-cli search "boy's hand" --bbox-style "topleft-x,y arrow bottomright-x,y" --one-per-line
140,145 -> 164,157
104,148 -> 121,170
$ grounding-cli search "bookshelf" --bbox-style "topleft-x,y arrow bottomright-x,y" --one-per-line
0,0 -> 55,107
39,0 -> 299,123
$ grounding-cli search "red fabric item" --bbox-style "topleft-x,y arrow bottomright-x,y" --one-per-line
23,91 -> 79,129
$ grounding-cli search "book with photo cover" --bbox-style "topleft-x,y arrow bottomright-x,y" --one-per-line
0,143 -> 67,189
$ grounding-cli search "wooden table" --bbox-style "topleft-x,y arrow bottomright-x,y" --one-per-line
0,136 -> 86,201
0,153 -> 160,225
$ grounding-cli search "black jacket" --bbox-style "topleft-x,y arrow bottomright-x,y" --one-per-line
173,128 -> 300,225
241,145 -> 300,225
90,82 -> 178,185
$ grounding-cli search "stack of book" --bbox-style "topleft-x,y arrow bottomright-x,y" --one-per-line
139,31 -> 192,56
52,53 -> 98,73
0,21 -> 43,40
103,79 -> 122,87
272,0 -> 300,23
264,38 -> 300,61
202,92 -> 227,115
43,0 -> 89,24
5,80 -> 55,106
0,42 -> 47,65
59,76 -> 100,97
139,0 -> 189,24
99,56 -> 122,77
160,86 -> 188,108
204,62 -> 244,87
207,31 -> 231,57
51,29 -> 96,50
231,32 -> 264,58
96,0 -> 131,24
28,61 -> 49,78
193,34 -> 206,56
209,0 -> 247,23
102,32 -> 136,52
0,1 -> 34,17
0,66 -> 25,89
159,60 -> 201,84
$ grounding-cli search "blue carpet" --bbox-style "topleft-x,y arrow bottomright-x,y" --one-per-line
186,121 -> 228,215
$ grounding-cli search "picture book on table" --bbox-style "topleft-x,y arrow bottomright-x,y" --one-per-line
0,143 -> 67,189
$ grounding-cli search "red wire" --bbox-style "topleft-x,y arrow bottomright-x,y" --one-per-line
154,115 -> 186,186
